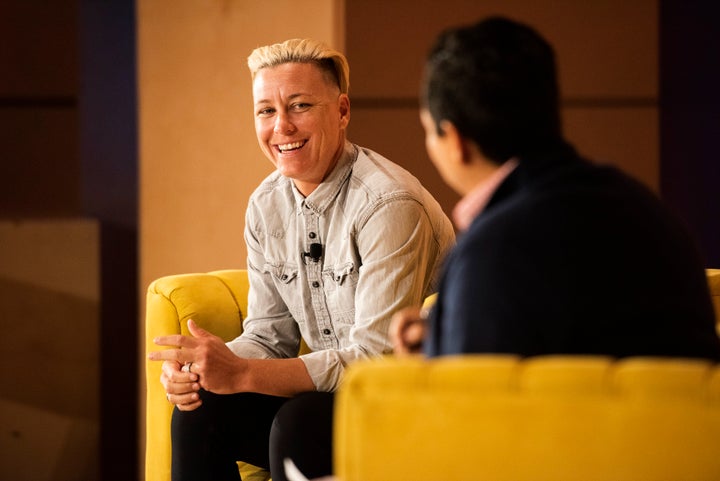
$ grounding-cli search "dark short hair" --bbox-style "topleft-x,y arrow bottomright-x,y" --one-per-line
422,17 -> 562,162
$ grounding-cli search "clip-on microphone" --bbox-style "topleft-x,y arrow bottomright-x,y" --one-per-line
304,243 -> 323,262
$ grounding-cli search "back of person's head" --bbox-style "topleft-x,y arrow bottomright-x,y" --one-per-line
422,16 -> 563,163
248,38 -> 350,94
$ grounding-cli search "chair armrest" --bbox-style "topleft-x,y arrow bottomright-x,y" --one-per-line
144,269 -> 248,481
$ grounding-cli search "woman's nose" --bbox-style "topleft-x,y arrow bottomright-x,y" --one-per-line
274,112 -> 296,135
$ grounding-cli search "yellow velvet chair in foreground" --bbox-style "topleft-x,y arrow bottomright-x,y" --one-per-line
335,354 -> 720,481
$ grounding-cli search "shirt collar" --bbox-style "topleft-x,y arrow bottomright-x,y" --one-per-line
293,141 -> 358,214
452,158 -> 519,231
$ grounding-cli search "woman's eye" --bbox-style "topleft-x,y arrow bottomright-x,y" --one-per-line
292,103 -> 311,111
257,108 -> 274,116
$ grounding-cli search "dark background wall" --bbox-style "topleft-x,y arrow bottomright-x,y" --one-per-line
79,2 -> 138,479
0,1 -> 138,480
660,0 -> 720,268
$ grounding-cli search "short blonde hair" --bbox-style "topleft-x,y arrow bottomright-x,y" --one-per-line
247,38 -> 350,94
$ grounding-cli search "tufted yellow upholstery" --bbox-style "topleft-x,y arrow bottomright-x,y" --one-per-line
144,269 -> 270,481
335,354 -> 720,481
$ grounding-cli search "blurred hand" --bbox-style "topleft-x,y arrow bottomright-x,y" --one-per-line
389,306 -> 427,356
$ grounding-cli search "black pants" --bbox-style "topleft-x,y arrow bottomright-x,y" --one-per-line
170,390 -> 335,481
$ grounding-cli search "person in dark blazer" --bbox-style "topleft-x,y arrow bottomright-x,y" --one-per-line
391,16 -> 720,360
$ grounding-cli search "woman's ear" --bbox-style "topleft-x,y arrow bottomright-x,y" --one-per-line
338,94 -> 350,128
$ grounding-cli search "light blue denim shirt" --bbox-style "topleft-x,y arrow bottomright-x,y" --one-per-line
227,142 -> 455,391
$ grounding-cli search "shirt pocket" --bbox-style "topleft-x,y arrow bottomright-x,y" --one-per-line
323,262 -> 357,323
264,262 -> 301,311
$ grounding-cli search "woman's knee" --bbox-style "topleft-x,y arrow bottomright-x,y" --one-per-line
271,391 -> 335,439
269,392 -> 335,480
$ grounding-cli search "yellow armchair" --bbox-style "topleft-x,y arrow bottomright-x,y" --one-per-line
335,354 -> 720,481
144,269 -> 270,481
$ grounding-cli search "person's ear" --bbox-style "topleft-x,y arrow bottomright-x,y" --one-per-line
338,94 -> 350,129
438,120 -> 469,166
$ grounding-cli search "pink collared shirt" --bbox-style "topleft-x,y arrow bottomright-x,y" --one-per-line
452,158 -> 519,231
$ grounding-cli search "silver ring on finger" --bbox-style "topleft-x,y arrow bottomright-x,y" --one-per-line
166,392 -> 172,404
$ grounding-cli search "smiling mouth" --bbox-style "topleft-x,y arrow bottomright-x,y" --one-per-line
277,140 -> 307,153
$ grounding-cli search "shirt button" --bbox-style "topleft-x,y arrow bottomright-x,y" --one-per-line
309,232 -> 316,239
322,328 -> 331,335
312,281 -> 320,288
281,274 -> 288,280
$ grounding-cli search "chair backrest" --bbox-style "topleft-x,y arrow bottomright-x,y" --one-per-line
335,355 -> 720,481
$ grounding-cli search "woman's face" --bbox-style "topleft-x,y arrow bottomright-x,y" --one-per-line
253,62 -> 350,196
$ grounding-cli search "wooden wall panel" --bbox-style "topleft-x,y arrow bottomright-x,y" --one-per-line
349,105 -> 660,222
564,107 -> 659,190
345,0 -> 659,205
0,1 -> 80,218
346,0 -> 656,99
0,219 -> 99,481
0,108 -> 80,215
0,2 -> 78,97
349,107 -> 460,214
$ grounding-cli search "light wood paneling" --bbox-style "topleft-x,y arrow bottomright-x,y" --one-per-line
346,0 -> 656,99
348,107 -> 460,217
564,107 -> 659,191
